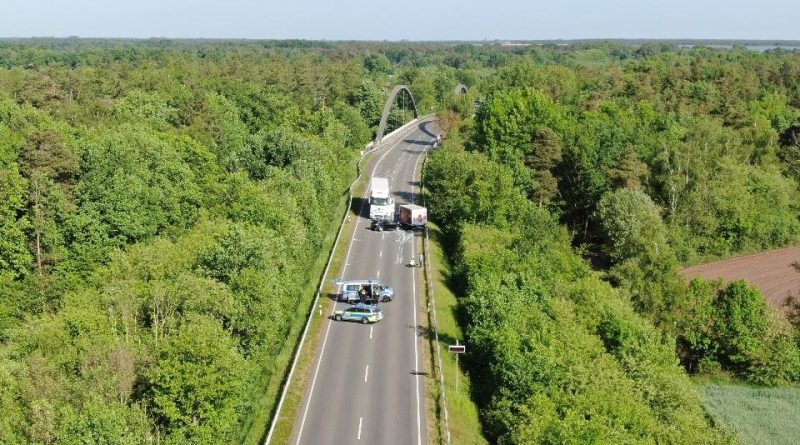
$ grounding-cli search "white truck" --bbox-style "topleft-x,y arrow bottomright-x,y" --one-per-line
398,204 -> 427,229
369,177 -> 394,220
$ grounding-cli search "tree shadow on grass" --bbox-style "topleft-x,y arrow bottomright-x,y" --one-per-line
426,223 -> 495,410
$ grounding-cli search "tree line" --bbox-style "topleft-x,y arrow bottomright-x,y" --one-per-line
2,38 -> 799,443
425,44 -> 800,443
0,40 -> 460,443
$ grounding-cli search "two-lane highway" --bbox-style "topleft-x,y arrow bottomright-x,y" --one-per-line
291,119 -> 438,445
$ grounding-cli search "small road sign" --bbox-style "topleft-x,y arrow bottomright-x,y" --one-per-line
448,344 -> 465,354
448,341 -> 465,392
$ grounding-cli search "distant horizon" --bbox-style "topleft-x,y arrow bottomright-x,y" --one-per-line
2,0 -> 797,41
1,37 -> 799,45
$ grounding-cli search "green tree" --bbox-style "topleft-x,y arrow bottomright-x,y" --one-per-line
74,126 -> 203,245
597,188 -> 669,262
56,397 -> 153,445
715,281 -> 768,368
0,165 -> 32,280
525,127 -> 563,206
205,92 -> 250,172
356,79 -> 384,128
424,147 -> 524,228
147,315 -> 247,443
363,53 -> 392,75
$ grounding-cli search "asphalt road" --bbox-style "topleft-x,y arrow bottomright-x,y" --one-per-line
291,119 -> 438,445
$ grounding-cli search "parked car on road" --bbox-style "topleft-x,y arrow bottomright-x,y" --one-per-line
371,218 -> 400,231
334,303 -> 383,324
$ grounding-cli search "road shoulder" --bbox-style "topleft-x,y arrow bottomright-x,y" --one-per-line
421,221 -> 488,445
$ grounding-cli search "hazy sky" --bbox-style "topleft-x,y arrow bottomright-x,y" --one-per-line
1,0 -> 798,40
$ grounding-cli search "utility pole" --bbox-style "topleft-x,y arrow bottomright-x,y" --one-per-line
455,340 -> 459,393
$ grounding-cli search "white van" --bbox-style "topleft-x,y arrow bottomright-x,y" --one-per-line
339,280 -> 395,303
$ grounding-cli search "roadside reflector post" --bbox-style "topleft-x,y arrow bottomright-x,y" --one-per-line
448,341 -> 466,393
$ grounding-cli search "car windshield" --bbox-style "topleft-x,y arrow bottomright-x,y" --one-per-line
371,197 -> 389,206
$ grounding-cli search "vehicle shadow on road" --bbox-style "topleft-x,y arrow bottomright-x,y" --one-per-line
350,197 -> 369,218
392,190 -> 415,203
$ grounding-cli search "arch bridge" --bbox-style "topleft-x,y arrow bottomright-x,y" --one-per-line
373,83 -> 469,147
374,85 -> 419,146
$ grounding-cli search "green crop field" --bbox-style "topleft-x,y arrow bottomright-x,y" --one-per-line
701,385 -> 800,445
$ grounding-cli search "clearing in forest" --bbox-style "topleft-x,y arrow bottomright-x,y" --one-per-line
681,247 -> 800,307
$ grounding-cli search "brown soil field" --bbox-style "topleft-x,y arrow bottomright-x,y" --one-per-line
681,247 -> 800,307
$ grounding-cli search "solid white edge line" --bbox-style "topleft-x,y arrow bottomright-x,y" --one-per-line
292,119 -> 424,445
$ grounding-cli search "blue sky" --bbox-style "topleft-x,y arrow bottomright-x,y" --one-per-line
1,0 -> 797,40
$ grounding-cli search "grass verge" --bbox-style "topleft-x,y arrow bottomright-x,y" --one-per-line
699,383 -> 800,445
422,221 -> 487,445
246,152 -> 373,445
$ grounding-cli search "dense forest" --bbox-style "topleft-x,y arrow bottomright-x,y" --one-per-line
1,38 -> 800,443
0,39 -> 452,443
425,45 -> 800,443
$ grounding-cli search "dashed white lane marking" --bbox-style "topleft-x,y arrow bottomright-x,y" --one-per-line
364,365 -> 369,383
370,325 -> 373,339
296,124 -> 409,445
379,250 -> 383,258
358,417 -> 363,440
376,269 -> 380,279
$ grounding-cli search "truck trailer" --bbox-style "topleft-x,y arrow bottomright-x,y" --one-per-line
398,204 -> 427,229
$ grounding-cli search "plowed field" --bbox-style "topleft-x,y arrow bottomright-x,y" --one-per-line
681,247 -> 800,307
